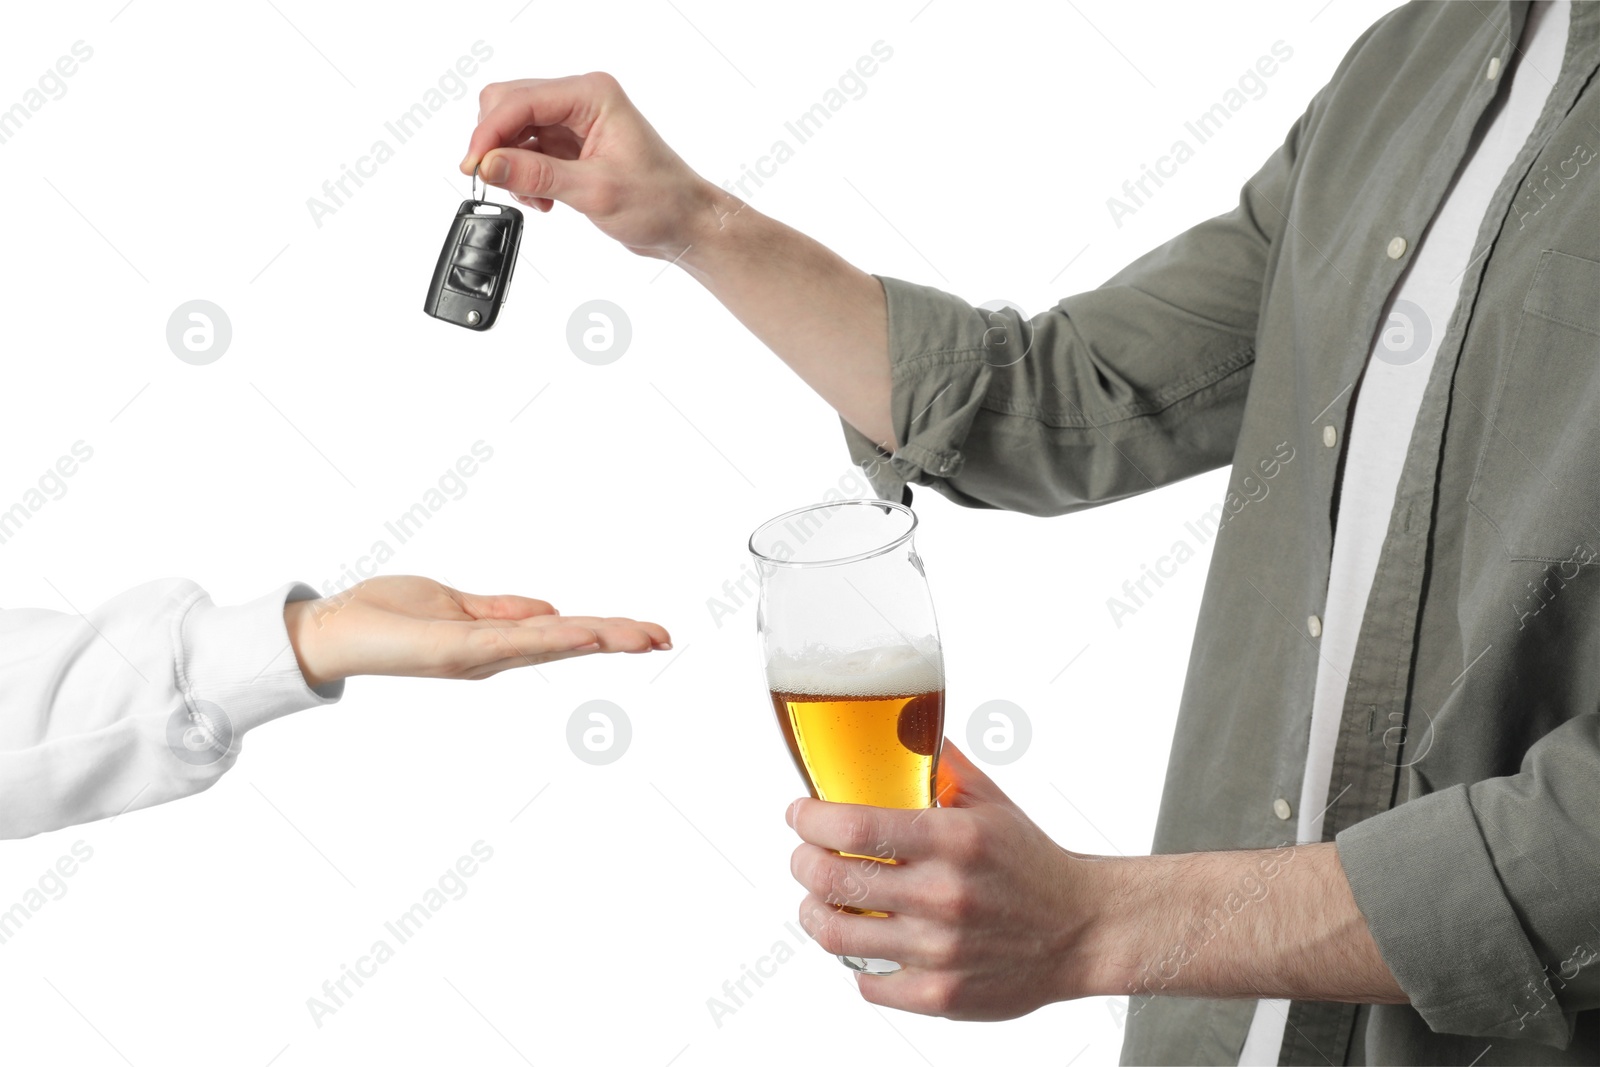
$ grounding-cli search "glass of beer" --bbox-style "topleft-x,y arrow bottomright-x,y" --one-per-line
749,499 -> 945,976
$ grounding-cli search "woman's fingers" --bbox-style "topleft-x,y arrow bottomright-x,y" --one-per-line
515,614 -> 670,649
458,622 -> 600,672
455,590 -> 559,620
457,620 -> 670,677
448,614 -> 670,675
448,591 -> 671,651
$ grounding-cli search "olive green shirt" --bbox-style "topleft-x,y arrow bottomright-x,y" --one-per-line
842,2 -> 1600,1062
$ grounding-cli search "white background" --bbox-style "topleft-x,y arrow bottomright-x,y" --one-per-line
0,1 -> 1394,1064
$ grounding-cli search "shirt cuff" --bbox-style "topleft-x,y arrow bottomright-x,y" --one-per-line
178,582 -> 344,745
1335,784 -> 1570,1047
840,275 -> 1004,502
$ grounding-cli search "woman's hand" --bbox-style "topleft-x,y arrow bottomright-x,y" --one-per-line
283,575 -> 670,687
460,73 -> 725,259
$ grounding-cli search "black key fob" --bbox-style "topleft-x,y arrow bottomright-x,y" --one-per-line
424,199 -> 523,330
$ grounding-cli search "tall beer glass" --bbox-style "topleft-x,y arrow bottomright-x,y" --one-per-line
749,500 -> 945,976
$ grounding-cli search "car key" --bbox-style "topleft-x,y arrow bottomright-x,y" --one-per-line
424,169 -> 523,331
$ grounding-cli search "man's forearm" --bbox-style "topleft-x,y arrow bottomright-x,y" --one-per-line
1082,841 -> 1408,1005
676,186 -> 897,449
790,753 -> 1408,1021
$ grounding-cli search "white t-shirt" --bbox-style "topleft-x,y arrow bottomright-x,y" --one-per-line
1237,2 -> 1570,1061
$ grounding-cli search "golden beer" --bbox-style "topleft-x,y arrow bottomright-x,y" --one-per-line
766,643 -> 944,810
770,689 -> 944,808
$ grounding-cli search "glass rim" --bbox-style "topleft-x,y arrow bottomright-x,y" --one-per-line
747,500 -> 918,569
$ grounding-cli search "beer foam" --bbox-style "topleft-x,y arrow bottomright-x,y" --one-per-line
767,640 -> 943,697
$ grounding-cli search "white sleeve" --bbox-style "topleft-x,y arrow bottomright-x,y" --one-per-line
0,578 -> 344,839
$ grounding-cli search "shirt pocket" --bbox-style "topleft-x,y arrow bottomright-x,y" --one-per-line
1467,250 -> 1600,563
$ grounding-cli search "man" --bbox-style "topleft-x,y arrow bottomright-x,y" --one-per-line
461,1 -> 1600,1061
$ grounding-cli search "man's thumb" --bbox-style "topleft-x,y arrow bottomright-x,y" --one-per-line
935,741 -> 1013,809
479,147 -> 578,206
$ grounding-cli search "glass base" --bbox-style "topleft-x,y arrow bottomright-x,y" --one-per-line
839,955 -> 901,975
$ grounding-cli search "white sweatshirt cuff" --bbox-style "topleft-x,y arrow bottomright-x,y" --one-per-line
178,581 -> 344,741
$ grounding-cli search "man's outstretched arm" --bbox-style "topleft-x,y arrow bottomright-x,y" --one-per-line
460,71 -> 1289,515
460,73 -> 896,448
786,744 -> 1404,1020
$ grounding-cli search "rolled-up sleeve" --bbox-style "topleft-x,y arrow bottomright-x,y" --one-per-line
843,104 -> 1317,516
1336,714 -> 1600,1047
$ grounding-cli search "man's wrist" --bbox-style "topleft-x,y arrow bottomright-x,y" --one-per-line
675,180 -> 765,274
1066,853 -> 1164,1001
1073,851 -> 1252,1002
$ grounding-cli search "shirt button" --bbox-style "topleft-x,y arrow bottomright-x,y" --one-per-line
1387,236 -> 1408,259
1322,424 -> 1338,448
1308,614 -> 1323,638
1487,55 -> 1501,80
1273,798 -> 1293,820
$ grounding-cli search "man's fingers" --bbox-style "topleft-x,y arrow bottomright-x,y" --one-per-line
795,893 -> 907,962
795,895 -> 965,976
856,969 -> 962,1018
531,123 -> 585,160
788,798 -> 936,860
476,77 -> 547,123
462,74 -> 616,170
790,843 -> 919,914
